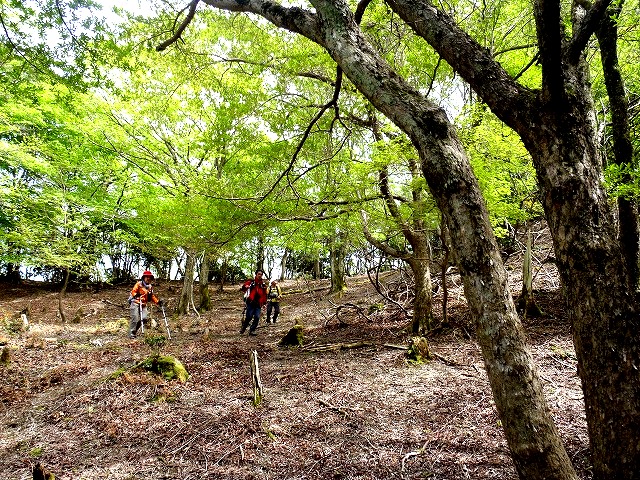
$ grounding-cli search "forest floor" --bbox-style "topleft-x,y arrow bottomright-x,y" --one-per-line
0,258 -> 590,479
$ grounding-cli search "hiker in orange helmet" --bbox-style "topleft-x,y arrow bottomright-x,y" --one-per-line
127,270 -> 163,338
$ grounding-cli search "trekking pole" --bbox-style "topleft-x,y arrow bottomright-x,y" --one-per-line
161,304 -> 171,340
139,301 -> 144,334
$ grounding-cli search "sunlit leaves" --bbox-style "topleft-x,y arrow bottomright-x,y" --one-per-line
457,105 -> 539,236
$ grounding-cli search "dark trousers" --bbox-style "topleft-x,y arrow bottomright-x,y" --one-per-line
266,302 -> 280,323
242,303 -> 261,332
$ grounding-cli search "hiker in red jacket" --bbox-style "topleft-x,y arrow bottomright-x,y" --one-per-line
240,269 -> 268,336
127,270 -> 163,338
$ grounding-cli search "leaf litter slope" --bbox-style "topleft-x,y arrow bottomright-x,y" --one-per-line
0,272 -> 589,479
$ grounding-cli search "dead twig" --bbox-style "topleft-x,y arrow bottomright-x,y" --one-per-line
401,442 -> 428,471
318,398 -> 361,416
102,299 -> 126,309
431,351 -> 464,367
214,442 -> 245,466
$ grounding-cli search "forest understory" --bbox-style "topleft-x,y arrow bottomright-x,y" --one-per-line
0,263 -> 590,480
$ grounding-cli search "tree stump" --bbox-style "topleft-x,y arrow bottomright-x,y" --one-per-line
0,346 -> 10,366
279,321 -> 304,347
32,462 -> 55,480
406,336 -> 431,363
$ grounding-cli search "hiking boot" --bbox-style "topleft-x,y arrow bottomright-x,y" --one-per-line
128,333 -> 135,339
239,328 -> 246,334
249,331 -> 257,336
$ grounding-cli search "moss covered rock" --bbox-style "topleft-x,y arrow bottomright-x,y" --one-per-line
140,355 -> 189,382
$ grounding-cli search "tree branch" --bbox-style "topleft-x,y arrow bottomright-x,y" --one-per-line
385,0 -> 537,130
156,0 -> 200,51
568,0 -> 615,63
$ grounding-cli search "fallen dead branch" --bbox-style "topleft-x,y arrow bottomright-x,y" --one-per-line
431,351 -> 464,367
324,301 -> 372,327
401,442 -> 428,472
102,299 -> 125,308
317,398 -> 362,416
302,341 -> 408,353
303,341 -> 374,352
280,286 -> 328,295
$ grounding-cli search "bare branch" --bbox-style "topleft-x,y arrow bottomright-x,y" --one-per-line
156,0 -> 200,51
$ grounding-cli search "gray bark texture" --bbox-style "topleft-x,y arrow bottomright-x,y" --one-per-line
199,253 -> 212,311
177,251 -> 196,315
192,0 -> 640,478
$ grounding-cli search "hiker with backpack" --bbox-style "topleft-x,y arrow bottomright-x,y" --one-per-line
265,279 -> 281,324
240,269 -> 268,336
127,270 -> 163,339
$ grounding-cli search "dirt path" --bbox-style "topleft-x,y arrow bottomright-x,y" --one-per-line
0,276 -> 589,479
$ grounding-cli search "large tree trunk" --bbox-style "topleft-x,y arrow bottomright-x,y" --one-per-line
408,249 -> 434,334
198,253 -> 212,312
524,105 -> 639,479
177,251 -> 196,315
384,1 -> 640,477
